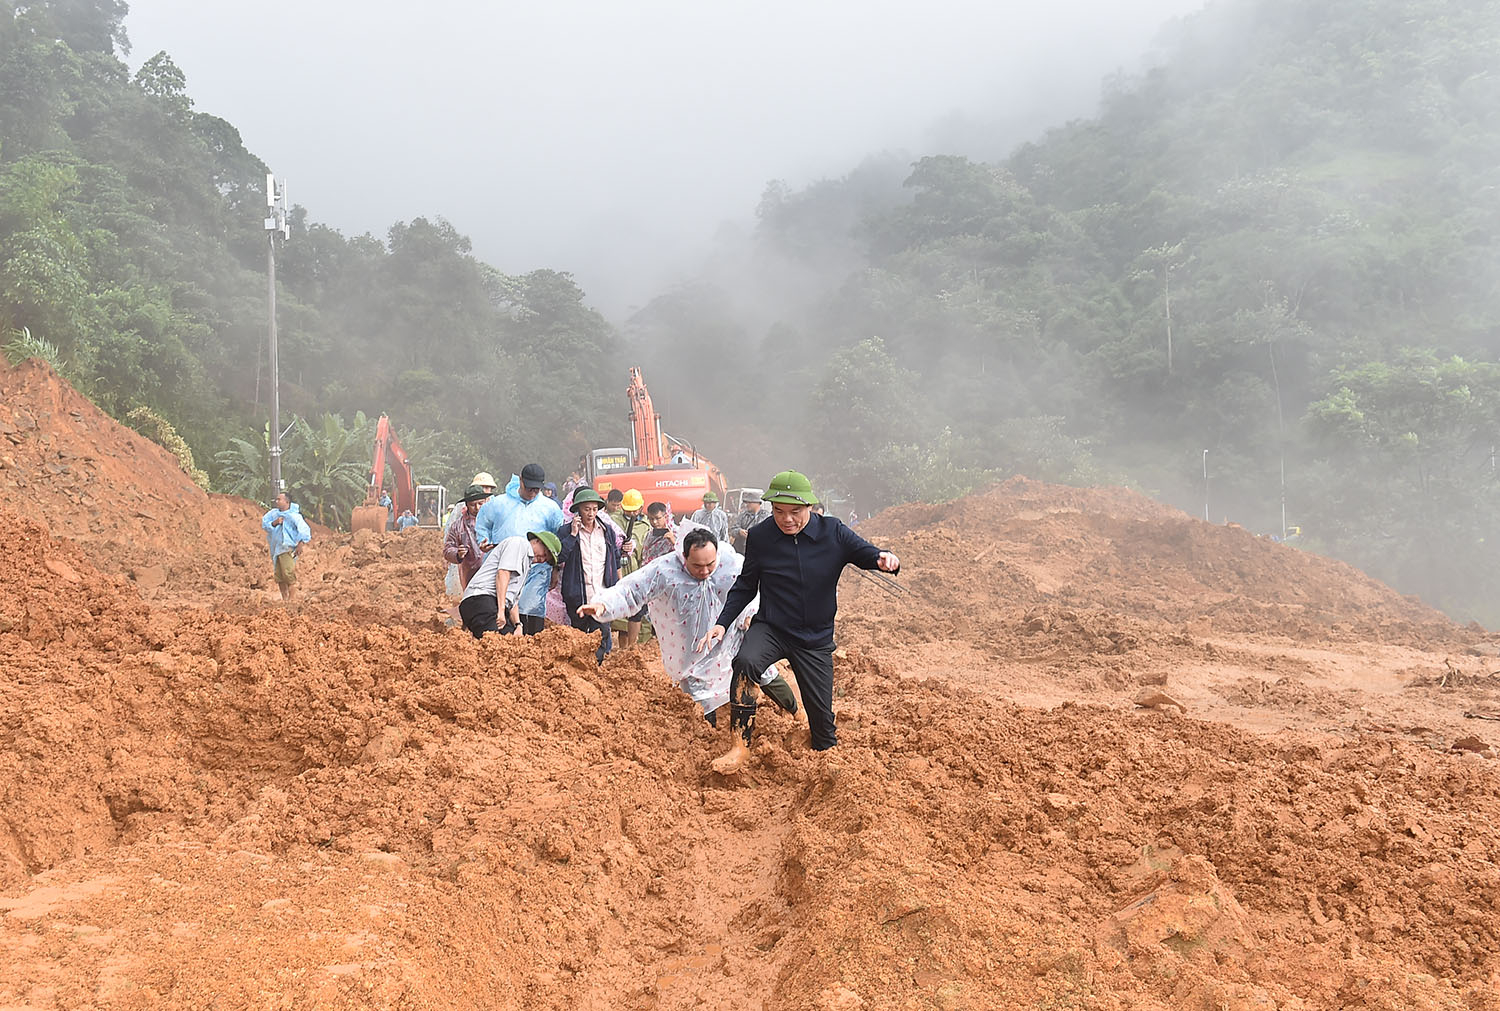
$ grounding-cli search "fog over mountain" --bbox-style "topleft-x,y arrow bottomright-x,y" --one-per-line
126,0 -> 1208,316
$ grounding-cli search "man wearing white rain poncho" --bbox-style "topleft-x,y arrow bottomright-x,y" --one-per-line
577,522 -> 798,722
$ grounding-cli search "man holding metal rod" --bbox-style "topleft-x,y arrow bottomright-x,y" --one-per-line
696,470 -> 900,774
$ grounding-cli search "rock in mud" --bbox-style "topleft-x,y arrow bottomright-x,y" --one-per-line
1450,735 -> 1493,757
1133,687 -> 1186,712
1095,854 -> 1256,971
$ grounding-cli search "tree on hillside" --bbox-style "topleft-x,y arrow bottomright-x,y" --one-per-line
1303,350 -> 1500,620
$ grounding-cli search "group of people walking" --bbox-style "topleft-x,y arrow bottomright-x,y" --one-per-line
266,465 -> 899,774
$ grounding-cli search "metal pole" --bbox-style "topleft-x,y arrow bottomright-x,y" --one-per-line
1280,456 -> 1287,540
1203,449 -> 1209,522
268,229 -> 281,493
264,173 -> 290,495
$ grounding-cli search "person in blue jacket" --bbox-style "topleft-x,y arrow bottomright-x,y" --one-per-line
698,470 -> 899,774
261,490 -> 312,601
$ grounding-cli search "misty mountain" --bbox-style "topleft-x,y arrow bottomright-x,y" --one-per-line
2,0 -> 1498,619
628,0 -> 1500,619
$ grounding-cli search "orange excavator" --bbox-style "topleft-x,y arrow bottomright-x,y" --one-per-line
587,366 -> 729,517
351,414 -> 416,533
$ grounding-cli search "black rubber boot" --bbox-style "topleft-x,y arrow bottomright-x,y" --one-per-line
728,668 -> 758,747
760,673 -> 798,714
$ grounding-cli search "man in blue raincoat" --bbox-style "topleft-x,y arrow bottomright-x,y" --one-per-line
261,490 -> 311,601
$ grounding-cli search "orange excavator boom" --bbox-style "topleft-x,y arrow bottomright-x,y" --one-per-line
351,414 -> 416,532
626,366 -> 665,468
590,367 -> 731,517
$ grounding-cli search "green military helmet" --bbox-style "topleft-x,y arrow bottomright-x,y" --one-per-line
527,529 -> 562,564
570,487 -> 605,511
762,470 -> 819,506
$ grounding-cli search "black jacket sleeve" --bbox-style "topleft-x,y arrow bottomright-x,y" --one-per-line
716,533 -> 762,629
839,520 -> 893,572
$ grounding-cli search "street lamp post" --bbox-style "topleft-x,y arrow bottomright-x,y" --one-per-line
265,173 -> 290,494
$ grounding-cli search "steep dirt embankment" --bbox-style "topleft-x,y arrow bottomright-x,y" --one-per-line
4,506 -> 1500,1009
0,358 -> 274,595
0,357 -> 455,624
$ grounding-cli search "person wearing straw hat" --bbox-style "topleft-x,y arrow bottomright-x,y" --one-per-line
697,470 -> 900,774
459,530 -> 561,639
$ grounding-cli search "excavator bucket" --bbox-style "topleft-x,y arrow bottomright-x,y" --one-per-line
350,503 -> 387,535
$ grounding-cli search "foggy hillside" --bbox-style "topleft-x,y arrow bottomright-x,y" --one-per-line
627,0 -> 1500,621
2,0 -> 1499,620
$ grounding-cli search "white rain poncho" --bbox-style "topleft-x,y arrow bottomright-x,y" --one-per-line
587,520 -> 777,712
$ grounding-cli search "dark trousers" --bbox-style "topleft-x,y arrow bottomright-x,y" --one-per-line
521,613 -> 545,636
459,595 -> 498,639
460,595 -> 518,639
730,621 -> 837,750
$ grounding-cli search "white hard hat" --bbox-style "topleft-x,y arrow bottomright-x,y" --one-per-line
471,472 -> 497,489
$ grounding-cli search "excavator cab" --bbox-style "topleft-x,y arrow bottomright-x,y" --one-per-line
415,485 -> 447,528
588,447 -> 634,481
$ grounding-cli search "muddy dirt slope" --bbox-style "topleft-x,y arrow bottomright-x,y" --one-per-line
2,366 -> 1499,1009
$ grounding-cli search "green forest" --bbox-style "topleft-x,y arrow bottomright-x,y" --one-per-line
2,0 -> 1499,620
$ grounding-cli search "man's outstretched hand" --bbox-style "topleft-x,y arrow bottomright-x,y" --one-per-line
695,624 -> 726,654
877,551 -> 900,572
577,601 -> 605,619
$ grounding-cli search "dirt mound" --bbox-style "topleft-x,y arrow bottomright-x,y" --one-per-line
0,358 -> 459,622
6,390 -> 1500,1009
0,357 -> 275,592
855,477 -> 1470,647
5,506 -> 1500,1008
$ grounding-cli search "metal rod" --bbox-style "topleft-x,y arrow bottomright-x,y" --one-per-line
264,174 -> 291,496
268,228 -> 281,494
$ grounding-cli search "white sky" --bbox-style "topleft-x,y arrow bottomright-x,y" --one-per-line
125,0 -> 1207,316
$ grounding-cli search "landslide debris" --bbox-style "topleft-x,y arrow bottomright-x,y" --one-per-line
0,356 -> 454,625
4,507 -> 1500,1009
4,367 -> 1500,1008
855,477 -> 1471,647
0,358 -> 272,596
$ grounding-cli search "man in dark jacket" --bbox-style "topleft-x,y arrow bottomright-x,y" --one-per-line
698,470 -> 899,774
556,487 -> 622,664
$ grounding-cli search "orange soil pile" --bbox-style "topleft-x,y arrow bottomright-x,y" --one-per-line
0,357 -> 454,623
4,503 -> 1500,1008
0,358 -> 272,596
3,371 -> 1500,1008
850,476 -> 1474,651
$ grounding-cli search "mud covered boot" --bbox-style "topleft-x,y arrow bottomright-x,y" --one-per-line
711,742 -> 753,775
712,679 -> 758,775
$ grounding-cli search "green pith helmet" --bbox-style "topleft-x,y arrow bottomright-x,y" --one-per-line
702,491 -> 718,503
762,470 -> 820,506
527,530 -> 562,564
570,487 -> 605,511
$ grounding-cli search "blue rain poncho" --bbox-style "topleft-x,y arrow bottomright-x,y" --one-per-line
475,475 -> 566,617
261,503 -> 311,560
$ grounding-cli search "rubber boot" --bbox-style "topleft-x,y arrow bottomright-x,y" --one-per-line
760,673 -> 798,715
